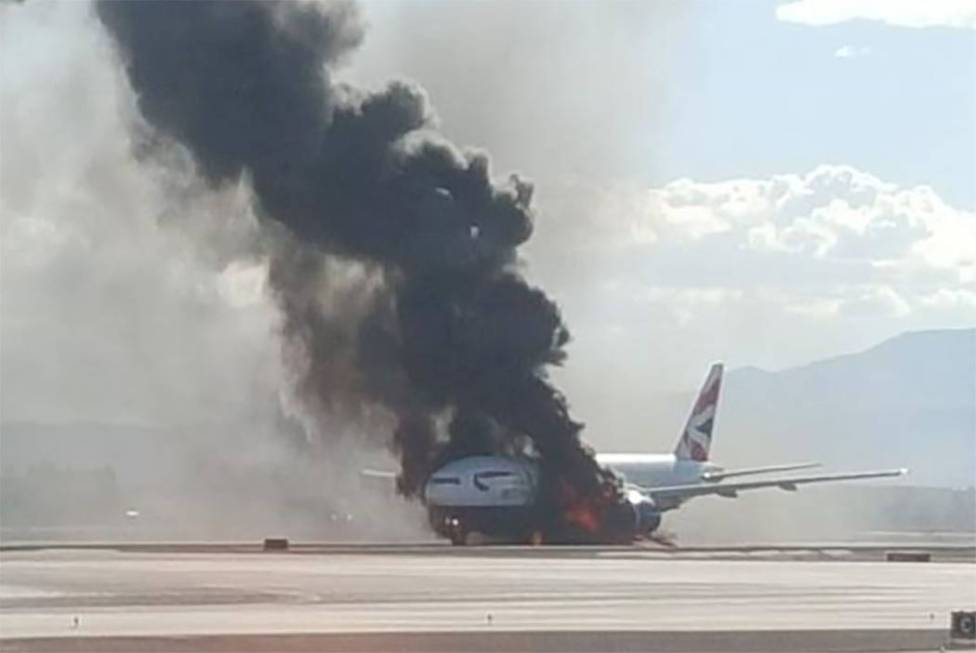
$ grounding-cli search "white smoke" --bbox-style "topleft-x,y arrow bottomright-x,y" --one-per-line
0,0 -> 423,541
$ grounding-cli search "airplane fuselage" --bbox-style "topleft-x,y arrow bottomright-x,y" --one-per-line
597,454 -> 722,512
422,452 -> 705,544
596,453 -> 719,490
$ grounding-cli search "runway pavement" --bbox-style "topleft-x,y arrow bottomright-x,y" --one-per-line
3,540 -> 974,561
1,545 -> 973,651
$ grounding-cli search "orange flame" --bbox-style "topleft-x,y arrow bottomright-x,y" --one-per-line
564,500 -> 600,533
557,476 -> 622,537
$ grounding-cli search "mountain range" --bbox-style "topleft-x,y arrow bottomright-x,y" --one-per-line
628,328 -> 974,488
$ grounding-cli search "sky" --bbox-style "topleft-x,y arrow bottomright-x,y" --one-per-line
347,0 -> 975,206
339,0 -> 976,410
1,0 -> 974,450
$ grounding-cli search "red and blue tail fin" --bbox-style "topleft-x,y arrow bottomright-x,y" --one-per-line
674,363 -> 723,462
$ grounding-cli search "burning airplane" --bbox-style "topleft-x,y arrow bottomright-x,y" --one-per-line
422,364 -> 906,545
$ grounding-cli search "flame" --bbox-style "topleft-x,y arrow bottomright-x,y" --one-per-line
558,479 -> 604,534
556,475 -> 626,540
563,500 -> 600,533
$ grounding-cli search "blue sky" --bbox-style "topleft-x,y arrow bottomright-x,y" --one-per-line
349,0 -> 974,206
656,1 -> 975,207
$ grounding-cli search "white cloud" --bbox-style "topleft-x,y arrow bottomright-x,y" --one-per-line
535,165 -> 974,311
528,164 -> 976,393
839,285 -> 912,318
777,0 -> 976,30
918,287 -> 976,310
834,45 -> 872,58
645,165 -> 974,281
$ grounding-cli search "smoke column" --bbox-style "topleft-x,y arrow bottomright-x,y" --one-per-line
96,0 -> 625,539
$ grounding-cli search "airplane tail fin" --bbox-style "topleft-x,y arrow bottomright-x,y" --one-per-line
674,363 -> 723,462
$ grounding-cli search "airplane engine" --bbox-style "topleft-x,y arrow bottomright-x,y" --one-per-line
627,490 -> 662,535
633,501 -> 662,534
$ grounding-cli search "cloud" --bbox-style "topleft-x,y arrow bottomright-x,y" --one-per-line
533,164 -> 975,306
777,0 -> 976,30
834,45 -> 872,58
839,285 -> 912,318
525,164 -> 975,395
648,165 -> 973,282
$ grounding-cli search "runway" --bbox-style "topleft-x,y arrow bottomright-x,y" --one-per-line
1,544 -> 973,651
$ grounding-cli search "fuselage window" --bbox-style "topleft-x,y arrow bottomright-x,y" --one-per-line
476,471 -> 514,479
429,476 -> 461,485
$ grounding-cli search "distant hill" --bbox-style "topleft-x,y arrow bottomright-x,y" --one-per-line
0,420 -> 188,488
633,328 -> 975,488
1,329 -> 972,541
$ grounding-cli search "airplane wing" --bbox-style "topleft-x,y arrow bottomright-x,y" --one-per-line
701,462 -> 820,482
641,468 -> 908,502
360,469 -> 398,481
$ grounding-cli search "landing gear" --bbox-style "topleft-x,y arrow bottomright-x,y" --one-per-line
428,507 -> 536,546
446,517 -> 467,546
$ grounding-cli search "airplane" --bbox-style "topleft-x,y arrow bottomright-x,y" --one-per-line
421,363 -> 908,545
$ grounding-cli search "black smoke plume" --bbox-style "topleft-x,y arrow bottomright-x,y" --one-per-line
96,0 -> 625,540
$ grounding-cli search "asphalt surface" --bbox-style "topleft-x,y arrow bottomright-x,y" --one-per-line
2,540 -> 974,561
1,544 -> 974,651
0,630 -> 959,652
